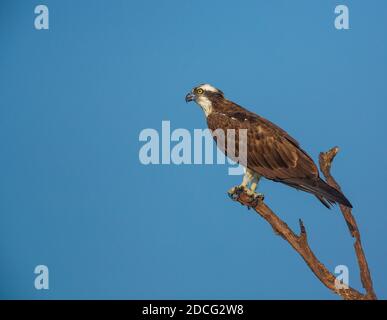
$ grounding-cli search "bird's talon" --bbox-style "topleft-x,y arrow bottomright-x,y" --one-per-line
246,191 -> 264,207
228,185 -> 247,201
228,185 -> 264,207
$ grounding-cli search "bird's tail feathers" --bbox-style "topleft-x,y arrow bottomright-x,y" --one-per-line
304,178 -> 353,209
314,194 -> 335,209
284,177 -> 353,209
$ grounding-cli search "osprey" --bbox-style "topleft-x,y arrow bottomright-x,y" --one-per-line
185,84 -> 352,208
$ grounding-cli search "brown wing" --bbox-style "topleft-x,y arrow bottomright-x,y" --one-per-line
246,119 -> 318,180
207,109 -> 319,182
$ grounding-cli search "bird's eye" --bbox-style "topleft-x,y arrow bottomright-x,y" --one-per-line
196,88 -> 204,94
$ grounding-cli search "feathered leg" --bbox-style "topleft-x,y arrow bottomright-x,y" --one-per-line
250,172 -> 261,192
229,168 -> 263,200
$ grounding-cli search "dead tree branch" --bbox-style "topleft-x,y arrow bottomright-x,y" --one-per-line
319,147 -> 376,299
228,147 -> 376,300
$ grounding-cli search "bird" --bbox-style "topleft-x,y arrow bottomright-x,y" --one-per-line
185,83 -> 352,208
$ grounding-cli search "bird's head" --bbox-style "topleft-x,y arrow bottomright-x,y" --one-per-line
185,84 -> 224,116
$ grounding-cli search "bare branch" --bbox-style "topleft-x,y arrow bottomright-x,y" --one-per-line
319,147 -> 376,299
228,147 -> 377,300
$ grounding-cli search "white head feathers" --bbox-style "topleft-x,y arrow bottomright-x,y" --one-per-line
197,83 -> 219,93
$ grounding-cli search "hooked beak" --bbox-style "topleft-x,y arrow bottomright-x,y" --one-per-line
185,92 -> 195,103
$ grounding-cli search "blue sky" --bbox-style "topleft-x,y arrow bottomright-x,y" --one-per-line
0,0 -> 386,299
